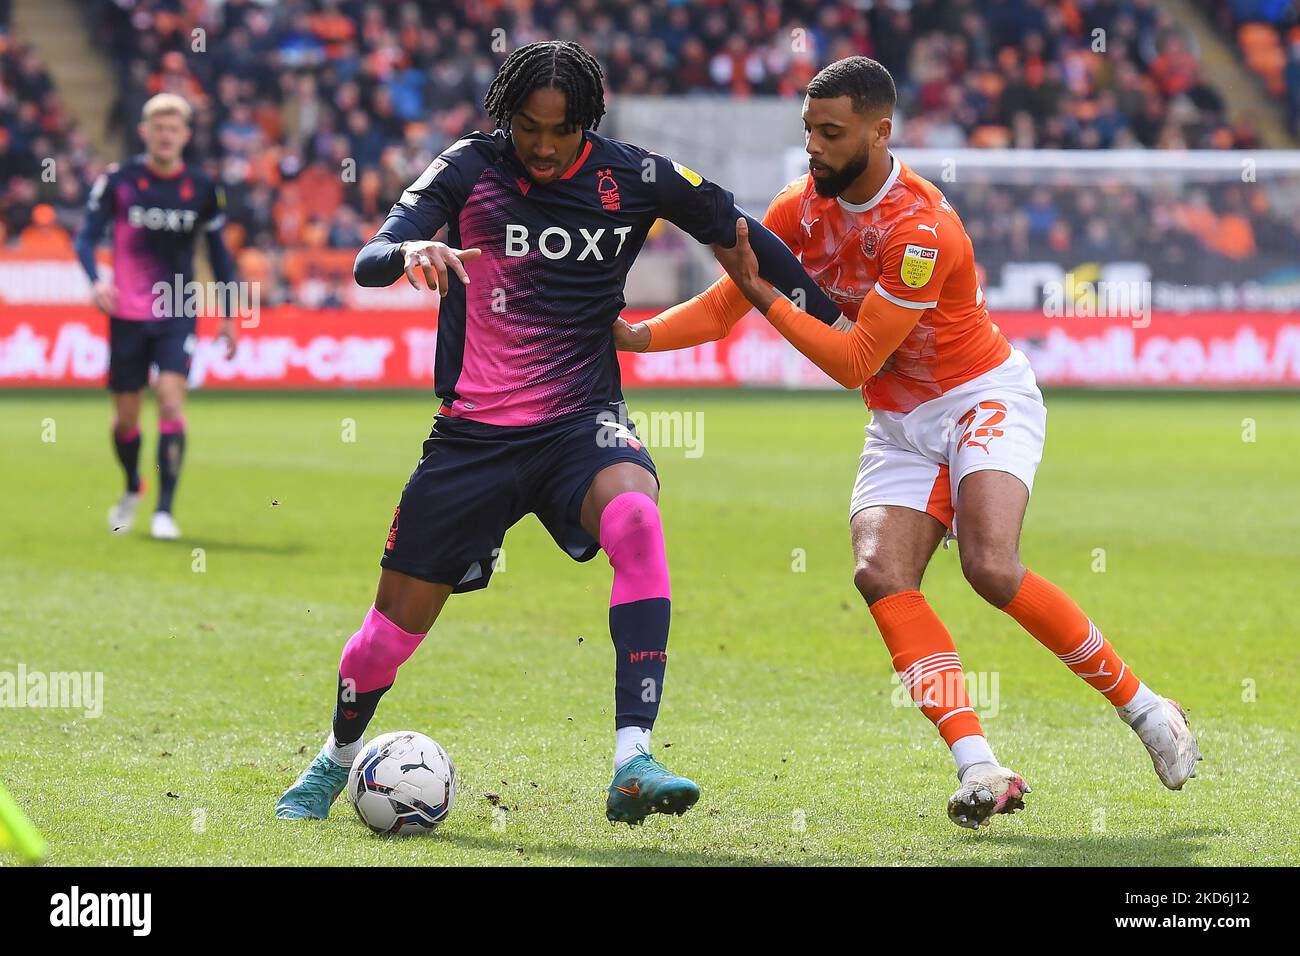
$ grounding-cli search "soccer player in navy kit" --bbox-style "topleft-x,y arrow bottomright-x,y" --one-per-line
276,42 -> 846,826
74,94 -> 237,540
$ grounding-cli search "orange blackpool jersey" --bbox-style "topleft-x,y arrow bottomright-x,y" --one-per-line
764,155 -> 1010,413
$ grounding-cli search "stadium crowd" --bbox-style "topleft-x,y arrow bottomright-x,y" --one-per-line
1,0 -> 1296,300
1199,0 -> 1300,138
0,9 -> 99,254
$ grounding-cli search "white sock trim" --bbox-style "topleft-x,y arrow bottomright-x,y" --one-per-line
324,733 -> 362,768
614,726 -> 651,772
1116,682 -> 1161,725
951,734 -> 997,780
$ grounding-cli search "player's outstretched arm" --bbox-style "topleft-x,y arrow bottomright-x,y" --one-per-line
764,292 -> 916,389
713,217 -> 916,388
353,213 -> 480,293
613,275 -> 752,353
354,138 -> 495,291
618,172 -> 841,353
734,210 -> 843,324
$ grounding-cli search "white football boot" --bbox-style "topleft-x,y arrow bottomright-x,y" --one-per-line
947,763 -> 1031,830
1126,697 -> 1201,790
150,511 -> 182,540
107,491 -> 142,534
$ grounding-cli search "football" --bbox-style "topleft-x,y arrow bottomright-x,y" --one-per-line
347,731 -> 456,835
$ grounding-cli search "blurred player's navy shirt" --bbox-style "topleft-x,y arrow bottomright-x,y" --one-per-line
76,157 -> 228,320
364,129 -> 761,425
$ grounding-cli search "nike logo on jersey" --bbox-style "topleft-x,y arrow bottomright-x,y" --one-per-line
916,221 -> 939,238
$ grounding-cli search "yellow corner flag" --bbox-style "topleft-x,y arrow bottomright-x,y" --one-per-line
0,782 -> 47,864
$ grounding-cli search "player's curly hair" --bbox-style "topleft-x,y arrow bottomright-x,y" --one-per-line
483,40 -> 607,132
807,56 -> 896,115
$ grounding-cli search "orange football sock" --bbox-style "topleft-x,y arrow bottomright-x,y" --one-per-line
1001,570 -> 1140,706
869,590 -> 985,746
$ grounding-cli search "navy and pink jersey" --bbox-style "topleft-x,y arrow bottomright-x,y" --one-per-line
75,157 -> 229,321
355,129 -> 841,426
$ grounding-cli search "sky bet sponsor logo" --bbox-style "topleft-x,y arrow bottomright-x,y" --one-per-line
50,886 -> 152,936
504,224 -> 633,261
127,205 -> 200,232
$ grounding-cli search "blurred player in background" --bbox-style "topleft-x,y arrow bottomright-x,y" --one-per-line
618,56 -> 1201,830
275,41 -> 845,827
74,93 -> 237,541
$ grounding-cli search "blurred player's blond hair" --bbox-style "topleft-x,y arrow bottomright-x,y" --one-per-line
141,93 -> 192,125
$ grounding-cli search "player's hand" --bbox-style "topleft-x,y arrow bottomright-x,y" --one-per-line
218,317 -> 237,360
712,217 -> 777,313
401,240 -> 482,295
612,317 -> 650,352
92,278 -> 119,315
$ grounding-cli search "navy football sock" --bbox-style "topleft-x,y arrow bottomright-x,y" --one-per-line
156,419 -> 185,513
332,679 -> 392,747
112,423 -> 142,494
609,599 -> 670,730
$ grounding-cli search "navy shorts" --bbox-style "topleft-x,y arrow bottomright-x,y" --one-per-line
107,315 -> 196,392
380,403 -> 658,593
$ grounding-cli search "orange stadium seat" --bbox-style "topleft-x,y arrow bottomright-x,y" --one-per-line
1237,24 -> 1286,97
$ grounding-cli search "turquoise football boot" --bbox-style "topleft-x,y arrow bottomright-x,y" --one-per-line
605,746 -> 700,825
275,746 -> 350,820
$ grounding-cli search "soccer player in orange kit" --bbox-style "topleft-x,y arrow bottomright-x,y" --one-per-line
615,57 -> 1201,830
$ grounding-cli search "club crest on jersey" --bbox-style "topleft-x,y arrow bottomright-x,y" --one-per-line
860,225 -> 880,258
671,160 -> 703,187
596,168 -> 621,211
900,243 -> 938,288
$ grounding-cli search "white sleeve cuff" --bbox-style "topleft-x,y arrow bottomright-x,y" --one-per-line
873,282 -> 936,310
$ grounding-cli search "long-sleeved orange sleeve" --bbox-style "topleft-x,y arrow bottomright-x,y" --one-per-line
644,276 -> 753,351
644,177 -> 807,352
765,292 -> 920,389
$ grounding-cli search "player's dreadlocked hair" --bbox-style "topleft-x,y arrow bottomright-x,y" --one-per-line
483,41 -> 607,132
807,56 -> 896,115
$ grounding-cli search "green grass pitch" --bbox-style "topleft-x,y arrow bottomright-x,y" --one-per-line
1,388 -> 1296,866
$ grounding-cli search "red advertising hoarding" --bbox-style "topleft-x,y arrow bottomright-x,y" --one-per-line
2,254 -> 1298,389
3,304 -> 1299,389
